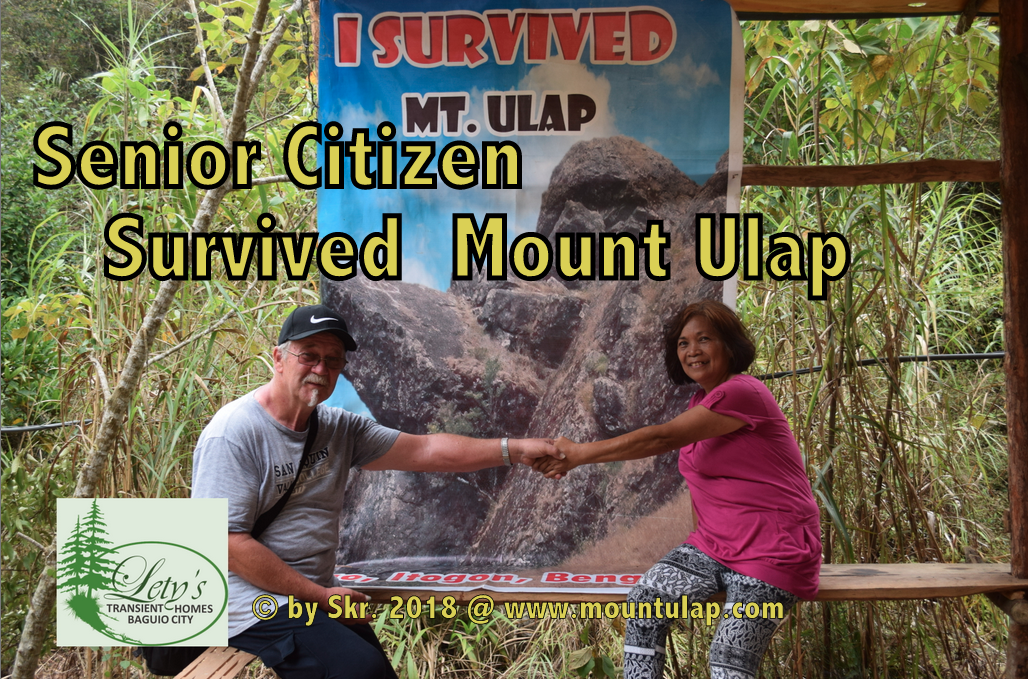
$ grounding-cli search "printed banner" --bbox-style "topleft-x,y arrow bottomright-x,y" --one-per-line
317,0 -> 741,592
56,499 -> 228,646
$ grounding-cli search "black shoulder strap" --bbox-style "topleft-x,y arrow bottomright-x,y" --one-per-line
251,408 -> 319,540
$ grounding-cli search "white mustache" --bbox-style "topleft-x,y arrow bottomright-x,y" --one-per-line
304,375 -> 329,386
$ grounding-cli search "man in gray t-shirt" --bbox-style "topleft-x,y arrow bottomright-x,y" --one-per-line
192,304 -> 559,679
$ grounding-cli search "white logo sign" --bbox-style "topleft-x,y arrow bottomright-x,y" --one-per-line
57,498 -> 228,646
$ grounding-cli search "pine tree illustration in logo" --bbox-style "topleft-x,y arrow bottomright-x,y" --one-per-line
57,516 -> 91,595
58,500 -> 120,636
79,499 -> 118,593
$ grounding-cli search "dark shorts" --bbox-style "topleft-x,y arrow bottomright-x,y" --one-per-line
230,607 -> 398,679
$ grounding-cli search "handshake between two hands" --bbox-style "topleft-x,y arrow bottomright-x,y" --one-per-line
520,436 -> 578,480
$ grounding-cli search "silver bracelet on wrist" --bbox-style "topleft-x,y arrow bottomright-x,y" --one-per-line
501,437 -> 511,466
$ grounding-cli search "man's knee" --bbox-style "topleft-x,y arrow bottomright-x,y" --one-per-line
313,637 -> 390,679
235,612 -> 395,679
280,630 -> 392,679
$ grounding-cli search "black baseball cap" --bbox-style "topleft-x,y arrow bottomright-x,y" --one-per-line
278,304 -> 357,351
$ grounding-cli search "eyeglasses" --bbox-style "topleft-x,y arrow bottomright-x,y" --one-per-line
286,350 -> 347,371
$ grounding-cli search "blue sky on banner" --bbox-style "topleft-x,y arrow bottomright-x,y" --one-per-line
318,0 -> 733,412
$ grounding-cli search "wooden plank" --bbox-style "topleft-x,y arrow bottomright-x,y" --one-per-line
358,563 -> 1028,604
741,160 -> 999,187
816,563 -> 1028,600
176,647 -> 256,679
728,0 -> 998,17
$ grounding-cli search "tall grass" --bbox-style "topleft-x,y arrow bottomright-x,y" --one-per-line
727,16 -> 1005,679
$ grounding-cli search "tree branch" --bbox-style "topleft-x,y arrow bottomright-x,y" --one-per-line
239,0 -> 305,127
225,0 -> 271,140
88,354 -> 111,403
186,0 -> 227,129
251,174 -> 291,186
145,300 -> 293,367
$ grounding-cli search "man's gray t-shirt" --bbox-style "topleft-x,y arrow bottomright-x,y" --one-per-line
192,392 -> 399,636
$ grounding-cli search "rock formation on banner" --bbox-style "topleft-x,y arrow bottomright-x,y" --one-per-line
324,136 -> 727,574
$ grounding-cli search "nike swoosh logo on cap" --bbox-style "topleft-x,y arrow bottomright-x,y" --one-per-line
309,316 -> 334,323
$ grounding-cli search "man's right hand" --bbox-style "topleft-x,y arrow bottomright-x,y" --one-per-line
512,437 -> 562,465
530,436 -> 581,479
229,533 -> 375,625
321,586 -> 374,624
320,583 -> 374,620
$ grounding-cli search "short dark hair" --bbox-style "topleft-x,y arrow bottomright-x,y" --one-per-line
663,300 -> 755,385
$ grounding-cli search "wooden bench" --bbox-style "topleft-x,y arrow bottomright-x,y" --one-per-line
176,647 -> 257,679
175,562 -> 1028,678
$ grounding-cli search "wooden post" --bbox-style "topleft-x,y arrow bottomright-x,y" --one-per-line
1002,0 -> 1028,577
1011,623 -> 1028,679
1002,0 -> 1028,676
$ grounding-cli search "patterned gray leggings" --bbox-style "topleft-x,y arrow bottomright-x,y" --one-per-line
624,543 -> 798,679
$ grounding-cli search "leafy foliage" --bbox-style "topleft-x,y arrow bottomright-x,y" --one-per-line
745,18 -> 998,162
0,0 -> 123,99
0,72 -> 88,298
566,621 -> 619,678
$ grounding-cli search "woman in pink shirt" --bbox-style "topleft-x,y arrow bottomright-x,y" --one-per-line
537,300 -> 821,679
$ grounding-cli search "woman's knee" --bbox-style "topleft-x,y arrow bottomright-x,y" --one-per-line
627,583 -> 658,606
